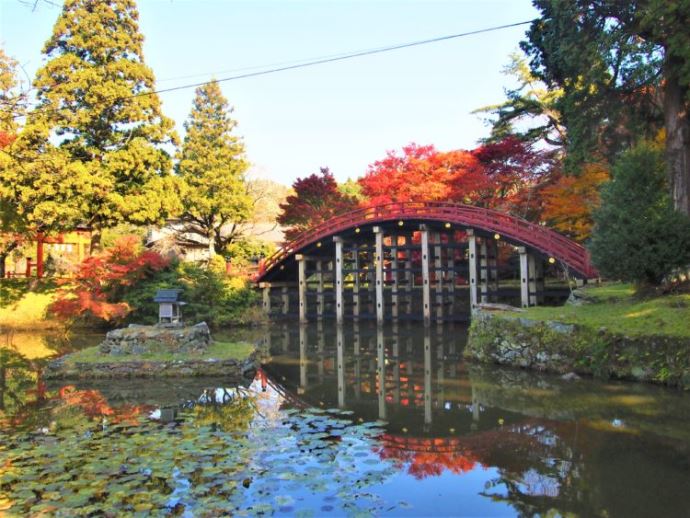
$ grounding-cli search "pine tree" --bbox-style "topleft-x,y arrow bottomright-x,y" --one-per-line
177,81 -> 252,257
15,0 -> 179,250
590,143 -> 690,286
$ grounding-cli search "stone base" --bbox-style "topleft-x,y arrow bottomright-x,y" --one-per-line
45,352 -> 258,380
465,311 -> 690,389
99,322 -> 212,355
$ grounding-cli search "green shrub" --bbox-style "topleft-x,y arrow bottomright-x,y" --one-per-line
589,143 -> 690,286
122,261 -> 261,328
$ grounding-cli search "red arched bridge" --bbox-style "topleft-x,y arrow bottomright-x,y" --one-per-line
256,202 -> 597,323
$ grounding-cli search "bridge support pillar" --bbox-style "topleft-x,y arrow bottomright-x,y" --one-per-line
467,229 -> 478,313
334,237 -> 344,324
420,224 -> 431,326
480,238 -> 499,303
447,231 -> 456,316
316,260 -> 324,318
373,226 -> 384,323
260,283 -> 271,314
297,255 -> 307,323
353,244 -> 360,319
391,235 -> 399,319
434,232 -> 443,321
519,247 -> 544,307
529,254 -> 544,306
281,286 -> 289,315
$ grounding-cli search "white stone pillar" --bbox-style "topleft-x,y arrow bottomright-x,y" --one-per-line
353,244 -> 360,319
467,229 -> 478,313
391,235 -> 399,319
334,237 -> 344,323
519,247 -> 530,308
420,225 -> 431,326
434,232 -> 443,321
261,283 -> 271,314
373,226 -> 384,323
316,261 -> 324,318
297,255 -> 307,323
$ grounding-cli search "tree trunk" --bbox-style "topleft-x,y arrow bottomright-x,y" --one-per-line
664,62 -> 690,216
207,229 -> 216,258
0,254 -> 6,279
90,229 -> 102,254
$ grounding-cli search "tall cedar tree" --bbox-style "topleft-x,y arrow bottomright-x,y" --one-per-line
278,168 -> 358,242
0,48 -> 26,277
176,81 -> 252,257
523,0 -> 690,215
590,143 -> 690,286
13,0 -> 179,250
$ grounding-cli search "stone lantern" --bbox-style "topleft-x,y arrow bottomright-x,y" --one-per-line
154,289 -> 186,325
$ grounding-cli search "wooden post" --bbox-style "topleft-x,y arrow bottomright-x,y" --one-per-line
447,231 -> 455,315
434,232 -> 443,321
420,225 -> 431,326
353,244 -> 360,319
467,229 -> 478,313
373,226 -> 384,323
391,235 -> 399,319
297,255 -> 307,323
479,240 -> 489,304
334,237 -> 344,323
282,286 -> 289,315
518,247 -> 530,308
529,254 -> 544,306
36,234 -> 44,279
261,284 -> 271,314
316,261 -> 324,318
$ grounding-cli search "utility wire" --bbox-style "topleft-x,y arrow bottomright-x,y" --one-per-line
16,19 -> 534,119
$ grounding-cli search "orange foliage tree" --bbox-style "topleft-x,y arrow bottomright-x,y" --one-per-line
541,162 -> 610,241
358,138 -> 554,221
49,236 -> 169,323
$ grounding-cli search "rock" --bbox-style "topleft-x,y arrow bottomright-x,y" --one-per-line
566,289 -> 593,306
98,322 -> 212,356
476,303 -> 525,313
546,321 -> 575,334
561,372 -> 581,381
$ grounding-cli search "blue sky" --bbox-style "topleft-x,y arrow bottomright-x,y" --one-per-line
1,0 -> 539,185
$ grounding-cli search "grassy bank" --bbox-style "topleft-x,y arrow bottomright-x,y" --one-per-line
63,340 -> 254,366
518,283 -> 690,337
466,283 -> 690,388
0,279 -> 64,331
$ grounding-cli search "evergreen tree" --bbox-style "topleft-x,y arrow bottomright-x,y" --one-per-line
14,0 -> 179,250
590,143 -> 690,286
523,0 -> 690,215
176,81 -> 252,257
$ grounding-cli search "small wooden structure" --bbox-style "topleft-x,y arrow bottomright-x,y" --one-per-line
154,289 -> 186,324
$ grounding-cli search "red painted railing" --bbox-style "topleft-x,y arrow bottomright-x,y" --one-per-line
257,202 -> 597,280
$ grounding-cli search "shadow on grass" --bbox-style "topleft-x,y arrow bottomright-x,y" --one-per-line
0,278 -> 58,308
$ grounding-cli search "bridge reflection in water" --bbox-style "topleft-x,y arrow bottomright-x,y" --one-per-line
260,321 -> 690,516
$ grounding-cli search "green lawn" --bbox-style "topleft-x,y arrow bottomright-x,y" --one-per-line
63,340 -> 254,365
518,283 -> 690,337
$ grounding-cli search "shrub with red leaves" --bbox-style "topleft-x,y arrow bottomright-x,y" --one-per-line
49,236 -> 169,323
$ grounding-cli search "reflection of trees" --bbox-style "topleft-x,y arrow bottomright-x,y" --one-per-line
192,387 -> 258,433
0,347 -> 43,427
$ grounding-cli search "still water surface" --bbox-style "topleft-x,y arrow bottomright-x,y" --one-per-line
1,323 -> 690,517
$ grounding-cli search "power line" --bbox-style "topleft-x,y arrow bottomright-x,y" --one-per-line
16,19 -> 534,119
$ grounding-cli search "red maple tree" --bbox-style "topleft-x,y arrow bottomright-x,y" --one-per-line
278,167 -> 358,241
49,236 -> 169,322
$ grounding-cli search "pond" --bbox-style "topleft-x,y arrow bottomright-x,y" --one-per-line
1,323 -> 690,517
